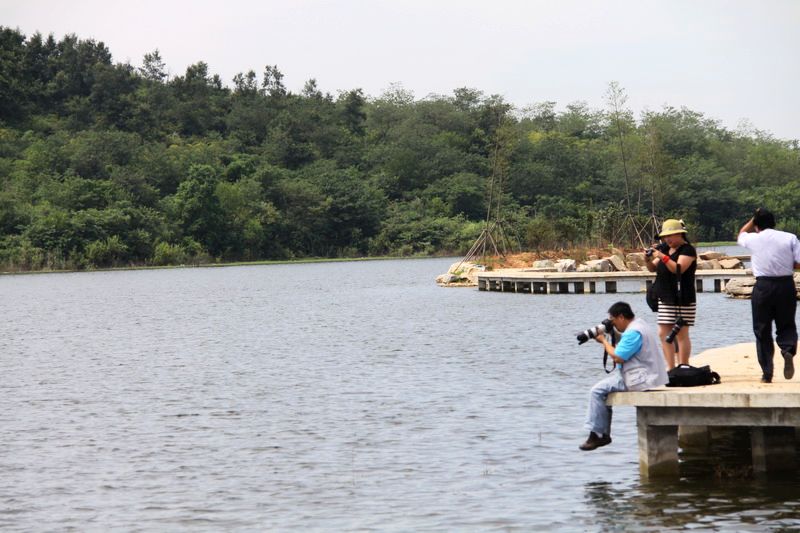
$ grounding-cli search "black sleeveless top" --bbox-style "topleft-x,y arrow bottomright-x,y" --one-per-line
654,242 -> 697,305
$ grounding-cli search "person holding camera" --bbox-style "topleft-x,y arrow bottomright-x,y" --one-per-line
738,208 -> 800,383
645,219 -> 697,370
579,302 -> 668,451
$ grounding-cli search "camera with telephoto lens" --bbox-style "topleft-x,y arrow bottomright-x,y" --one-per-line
645,241 -> 670,258
576,318 -> 615,345
664,317 -> 687,344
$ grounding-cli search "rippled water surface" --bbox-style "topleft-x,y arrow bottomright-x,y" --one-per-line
1,258 -> 798,531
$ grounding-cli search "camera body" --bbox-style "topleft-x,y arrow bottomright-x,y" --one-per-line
645,241 -> 670,258
576,318 -> 615,345
664,317 -> 687,344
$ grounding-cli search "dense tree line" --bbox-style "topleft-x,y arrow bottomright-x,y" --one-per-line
1,28 -> 799,270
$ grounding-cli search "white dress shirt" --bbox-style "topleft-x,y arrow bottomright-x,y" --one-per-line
738,228 -> 800,277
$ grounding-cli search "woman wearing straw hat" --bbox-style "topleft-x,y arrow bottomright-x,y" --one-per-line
645,219 -> 697,369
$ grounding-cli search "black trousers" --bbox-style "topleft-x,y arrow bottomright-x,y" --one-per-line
751,276 -> 798,378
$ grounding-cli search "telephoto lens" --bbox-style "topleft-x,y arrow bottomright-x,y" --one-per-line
576,324 -> 605,344
576,319 -> 614,345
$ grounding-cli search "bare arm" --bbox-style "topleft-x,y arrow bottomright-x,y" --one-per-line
653,249 -> 695,274
739,217 -> 756,235
645,251 -> 658,272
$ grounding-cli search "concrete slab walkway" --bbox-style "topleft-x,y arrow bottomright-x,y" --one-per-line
608,342 -> 800,478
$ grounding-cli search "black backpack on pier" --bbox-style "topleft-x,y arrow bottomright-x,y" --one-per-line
666,364 -> 721,387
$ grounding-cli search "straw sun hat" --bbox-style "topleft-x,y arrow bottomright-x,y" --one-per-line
658,219 -> 687,237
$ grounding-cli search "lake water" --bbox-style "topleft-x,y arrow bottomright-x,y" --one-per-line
1,257 -> 798,531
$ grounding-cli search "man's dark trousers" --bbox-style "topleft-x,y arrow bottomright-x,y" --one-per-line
751,276 -> 798,378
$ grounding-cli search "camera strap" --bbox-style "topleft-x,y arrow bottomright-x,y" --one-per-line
673,262 -> 683,350
602,330 -> 619,373
675,263 -> 683,319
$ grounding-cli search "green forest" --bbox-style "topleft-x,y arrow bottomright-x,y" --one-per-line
2,27 -> 799,271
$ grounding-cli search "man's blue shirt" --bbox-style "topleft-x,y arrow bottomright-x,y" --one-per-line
614,329 -> 642,361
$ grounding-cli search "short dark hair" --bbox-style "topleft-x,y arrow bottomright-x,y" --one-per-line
608,301 -> 634,319
754,208 -> 776,230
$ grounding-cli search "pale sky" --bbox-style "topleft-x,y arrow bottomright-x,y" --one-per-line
4,0 -> 799,140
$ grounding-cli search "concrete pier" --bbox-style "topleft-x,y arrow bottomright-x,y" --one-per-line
476,269 -> 751,294
608,343 -> 800,479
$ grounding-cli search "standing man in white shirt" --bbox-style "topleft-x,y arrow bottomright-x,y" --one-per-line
737,208 -> 800,383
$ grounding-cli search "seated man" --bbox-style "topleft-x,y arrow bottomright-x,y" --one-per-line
580,301 -> 668,451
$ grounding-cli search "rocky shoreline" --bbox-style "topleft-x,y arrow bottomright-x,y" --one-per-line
437,249 -> 745,286
438,252 -> 800,300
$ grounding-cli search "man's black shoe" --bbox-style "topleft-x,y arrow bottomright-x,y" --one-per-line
579,432 -> 611,451
761,375 -> 772,383
782,349 -> 794,380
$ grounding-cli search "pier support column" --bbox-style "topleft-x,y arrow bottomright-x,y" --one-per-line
678,425 -> 710,452
751,427 -> 797,473
637,409 -> 679,479
605,281 -> 617,294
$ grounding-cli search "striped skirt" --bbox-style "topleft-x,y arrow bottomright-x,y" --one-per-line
657,301 -> 696,326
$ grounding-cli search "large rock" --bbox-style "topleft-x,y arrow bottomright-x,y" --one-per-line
584,259 -> 612,272
725,273 -> 800,299
532,259 -> 555,269
696,259 -> 714,270
626,261 -> 642,271
719,258 -> 744,269
436,273 -> 459,284
699,251 -> 725,260
627,252 -> 648,267
606,254 -> 628,271
555,259 -> 577,272
725,277 -> 756,298
437,261 -> 484,286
